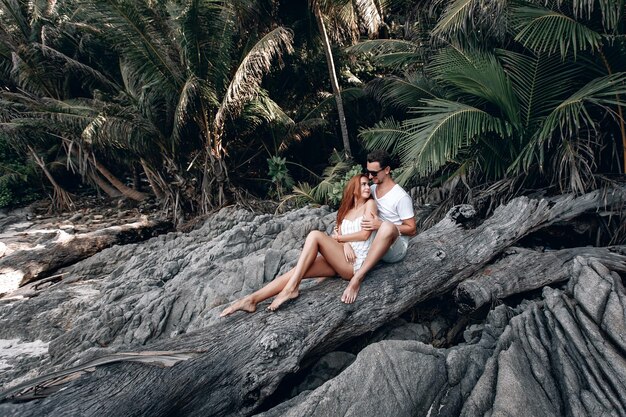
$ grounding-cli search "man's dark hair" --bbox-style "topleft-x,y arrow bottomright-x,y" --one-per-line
367,149 -> 392,168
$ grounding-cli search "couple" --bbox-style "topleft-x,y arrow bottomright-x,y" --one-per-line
220,150 -> 416,316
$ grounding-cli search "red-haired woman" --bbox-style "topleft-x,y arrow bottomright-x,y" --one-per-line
220,174 -> 377,316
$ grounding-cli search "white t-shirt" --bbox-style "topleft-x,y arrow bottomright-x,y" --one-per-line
370,184 -> 414,225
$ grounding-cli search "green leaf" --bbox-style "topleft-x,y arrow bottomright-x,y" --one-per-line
512,5 -> 603,58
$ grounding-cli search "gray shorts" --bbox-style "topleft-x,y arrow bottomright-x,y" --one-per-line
381,235 -> 409,263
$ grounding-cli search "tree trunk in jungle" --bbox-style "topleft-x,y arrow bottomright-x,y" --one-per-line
314,6 -> 352,159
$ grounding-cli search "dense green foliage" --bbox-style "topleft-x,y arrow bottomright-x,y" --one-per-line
358,0 -> 626,197
1,0 -> 624,217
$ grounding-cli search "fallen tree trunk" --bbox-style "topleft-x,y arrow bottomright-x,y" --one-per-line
1,189 -> 625,417
454,246 -> 626,313
254,256 -> 626,417
0,218 -> 173,287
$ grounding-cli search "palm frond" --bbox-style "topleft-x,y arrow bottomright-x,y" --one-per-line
171,75 -> 202,147
429,46 -> 521,126
569,0 -> 623,32
346,39 -> 422,69
432,0 -> 478,38
399,99 -> 512,176
354,0 -> 384,37
0,0 -> 30,42
75,0 -> 183,92
10,47 -> 60,97
365,74 -> 440,112
35,42 -> 120,92
553,136 -> 597,194
431,0 -> 508,40
301,87 -> 365,120
498,49 -> 582,128
179,0 -> 225,79
512,5 -> 603,58
310,150 -> 353,203
359,117 -> 407,155
539,72 -> 626,142
214,26 -> 294,136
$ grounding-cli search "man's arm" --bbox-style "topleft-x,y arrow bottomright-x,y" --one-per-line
397,217 -> 416,237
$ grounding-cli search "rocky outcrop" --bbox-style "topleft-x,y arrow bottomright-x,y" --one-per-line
454,246 -> 626,312
0,187 -> 625,417
256,256 -> 626,417
0,205 -> 333,389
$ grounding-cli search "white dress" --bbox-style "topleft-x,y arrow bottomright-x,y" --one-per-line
340,216 -> 373,272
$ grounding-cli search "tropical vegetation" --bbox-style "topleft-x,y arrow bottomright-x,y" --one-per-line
0,0 -> 624,222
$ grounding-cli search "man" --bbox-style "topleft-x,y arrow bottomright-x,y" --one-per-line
341,149 -> 416,304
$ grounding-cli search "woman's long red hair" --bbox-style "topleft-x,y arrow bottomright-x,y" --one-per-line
336,174 -> 369,230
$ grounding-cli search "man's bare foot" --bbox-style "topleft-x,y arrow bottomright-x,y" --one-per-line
341,282 -> 360,304
268,289 -> 299,311
220,296 -> 257,317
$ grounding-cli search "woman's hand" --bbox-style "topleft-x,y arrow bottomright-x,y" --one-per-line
343,243 -> 356,264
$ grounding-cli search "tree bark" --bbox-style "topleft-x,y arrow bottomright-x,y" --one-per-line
92,157 -> 147,202
88,170 -> 123,198
28,147 -> 74,211
314,6 -> 352,159
454,246 -> 626,313
2,188 -> 625,417
0,218 -> 173,287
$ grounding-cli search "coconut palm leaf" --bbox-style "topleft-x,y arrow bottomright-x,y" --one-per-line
553,136 -> 596,194
432,0 -> 479,37
399,98 -> 512,176
511,5 -> 603,58
346,39 -> 422,67
0,0 -> 30,41
310,149 -> 353,202
178,0 -> 225,79
364,73 -> 440,112
170,76 -> 217,148
213,26 -> 294,137
539,72 -> 626,142
359,117 -> 407,155
353,0 -> 385,37
431,0 -> 508,39
429,46 -> 521,126
75,0 -> 183,93
301,87 -> 365,120
498,49 -> 582,128
34,43 -> 120,92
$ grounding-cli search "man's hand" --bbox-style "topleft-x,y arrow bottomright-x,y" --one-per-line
343,243 -> 356,264
360,215 -> 381,231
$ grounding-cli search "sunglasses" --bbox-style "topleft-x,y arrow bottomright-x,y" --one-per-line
366,167 -> 386,176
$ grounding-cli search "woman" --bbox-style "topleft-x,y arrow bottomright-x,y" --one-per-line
220,174 -> 377,316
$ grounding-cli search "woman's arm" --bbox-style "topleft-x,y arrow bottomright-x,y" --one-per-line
334,200 -> 378,243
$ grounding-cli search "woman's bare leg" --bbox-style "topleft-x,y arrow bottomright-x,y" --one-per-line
220,255 -> 340,316
269,231 -> 354,310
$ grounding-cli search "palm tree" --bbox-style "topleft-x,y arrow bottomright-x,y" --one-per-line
357,0 -> 626,194
308,0 -> 387,159
1,0 -> 295,214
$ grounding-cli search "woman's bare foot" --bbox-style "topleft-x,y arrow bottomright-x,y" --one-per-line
220,296 -> 257,317
341,282 -> 360,304
268,289 -> 299,311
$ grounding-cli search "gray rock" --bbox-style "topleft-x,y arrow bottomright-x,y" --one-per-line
256,256 -> 626,417
291,351 -> 356,396
0,205 -> 333,388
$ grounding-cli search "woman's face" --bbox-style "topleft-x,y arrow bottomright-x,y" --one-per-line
358,176 -> 371,200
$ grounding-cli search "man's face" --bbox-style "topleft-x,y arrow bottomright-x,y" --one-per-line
366,161 -> 388,184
